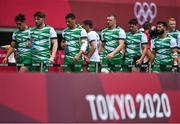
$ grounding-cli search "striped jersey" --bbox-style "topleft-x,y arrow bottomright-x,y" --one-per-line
12,27 -> 31,59
151,35 -> 177,64
30,25 -> 57,62
125,31 -> 148,57
101,26 -> 126,55
62,24 -> 88,57
168,30 -> 180,48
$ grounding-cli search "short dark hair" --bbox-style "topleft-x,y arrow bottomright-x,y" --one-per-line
15,13 -> 26,22
83,20 -> 93,28
33,11 -> 46,18
157,21 -> 167,27
65,13 -> 76,19
128,18 -> 138,25
143,21 -> 152,30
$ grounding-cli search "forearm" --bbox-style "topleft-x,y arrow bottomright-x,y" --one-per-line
51,40 -> 58,59
88,47 -> 96,58
99,41 -> 104,52
112,43 -> 124,56
5,47 -> 14,58
77,50 -> 83,58
140,46 -> 148,61
172,49 -> 178,65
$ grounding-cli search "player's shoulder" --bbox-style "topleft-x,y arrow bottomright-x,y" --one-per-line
63,27 -> 70,33
88,30 -> 98,35
30,26 -> 37,31
43,25 -> 54,30
13,29 -> 20,34
116,26 -> 125,31
76,24 -> 83,29
152,36 -> 160,42
137,31 -> 146,36
167,35 -> 176,41
116,26 -> 123,30
126,31 -> 131,35
101,28 -> 109,33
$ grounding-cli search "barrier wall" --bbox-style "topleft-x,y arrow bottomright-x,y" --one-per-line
0,73 -> 179,123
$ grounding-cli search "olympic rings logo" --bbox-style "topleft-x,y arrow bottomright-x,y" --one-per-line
134,2 -> 157,25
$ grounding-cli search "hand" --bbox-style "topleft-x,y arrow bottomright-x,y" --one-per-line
136,59 -> 142,65
107,53 -> 114,59
86,56 -> 90,63
73,55 -> 80,62
2,57 -> 8,63
48,57 -> 54,64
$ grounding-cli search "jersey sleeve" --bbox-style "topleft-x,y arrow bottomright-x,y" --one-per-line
177,33 -> 180,48
119,29 -> 126,40
141,33 -> 148,45
62,31 -> 65,39
170,37 -> 177,48
151,39 -> 155,50
12,32 -> 17,42
80,29 -> 88,38
50,27 -> 57,39
88,32 -> 97,43
100,31 -> 105,42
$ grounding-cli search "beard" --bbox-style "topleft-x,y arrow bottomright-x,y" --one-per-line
157,30 -> 164,36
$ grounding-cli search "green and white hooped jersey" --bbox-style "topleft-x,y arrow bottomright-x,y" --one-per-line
125,31 -> 148,57
12,27 -> 31,59
87,31 -> 100,62
62,24 -> 88,57
168,30 -> 180,48
30,25 -> 57,62
101,27 -> 126,55
151,35 -> 177,64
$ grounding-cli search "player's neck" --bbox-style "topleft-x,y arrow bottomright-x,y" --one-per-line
87,29 -> 93,33
109,24 -> 116,30
159,32 -> 167,39
131,29 -> 138,34
37,23 -> 45,29
70,24 -> 77,29
21,25 -> 28,31
169,29 -> 176,32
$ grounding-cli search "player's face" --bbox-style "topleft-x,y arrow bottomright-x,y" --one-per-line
81,24 -> 88,32
107,16 -> 116,28
157,24 -> 165,36
66,18 -> 76,28
16,20 -> 25,31
34,16 -> 44,27
129,24 -> 138,34
168,20 -> 176,31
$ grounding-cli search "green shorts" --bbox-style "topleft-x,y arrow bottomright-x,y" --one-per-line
152,64 -> 172,72
64,56 -> 83,72
31,60 -> 48,72
101,55 -> 123,72
16,57 -> 31,71
87,61 -> 100,72
123,56 -> 141,72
